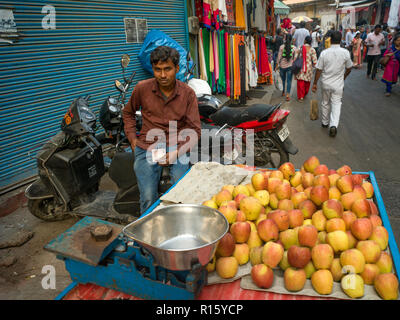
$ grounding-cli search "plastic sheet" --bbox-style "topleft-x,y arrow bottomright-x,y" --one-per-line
138,29 -> 193,82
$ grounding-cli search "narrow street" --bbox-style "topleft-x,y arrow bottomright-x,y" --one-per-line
1,62 -> 399,301
270,63 -> 400,248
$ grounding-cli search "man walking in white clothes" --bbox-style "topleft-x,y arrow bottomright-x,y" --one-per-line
293,21 -> 310,48
312,31 -> 353,137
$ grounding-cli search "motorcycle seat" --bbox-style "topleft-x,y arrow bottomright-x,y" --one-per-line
209,103 -> 279,127
109,151 -> 137,190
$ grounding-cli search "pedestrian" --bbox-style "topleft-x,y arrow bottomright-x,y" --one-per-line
359,26 -> 368,61
122,46 -> 201,214
352,31 -> 363,68
380,24 -> 390,69
365,24 -> 385,80
272,28 -> 284,68
381,33 -> 400,97
345,28 -> 356,52
293,21 -> 310,48
275,34 -> 296,101
311,25 -> 321,57
323,29 -> 332,49
311,31 -> 353,137
295,36 -> 317,102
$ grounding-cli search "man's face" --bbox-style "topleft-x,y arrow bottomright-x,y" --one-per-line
375,27 -> 381,34
152,59 -> 179,89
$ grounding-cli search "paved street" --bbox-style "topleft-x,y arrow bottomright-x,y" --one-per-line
0,63 -> 399,300
270,64 -> 400,249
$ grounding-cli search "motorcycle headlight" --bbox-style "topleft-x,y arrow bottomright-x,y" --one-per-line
109,105 -> 118,113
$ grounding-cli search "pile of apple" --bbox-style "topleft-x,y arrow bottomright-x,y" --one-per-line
203,156 -> 399,300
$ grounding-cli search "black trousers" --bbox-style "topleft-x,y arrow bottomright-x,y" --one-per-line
367,55 -> 380,79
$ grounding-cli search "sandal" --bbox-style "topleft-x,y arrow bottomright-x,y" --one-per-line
286,95 -> 290,101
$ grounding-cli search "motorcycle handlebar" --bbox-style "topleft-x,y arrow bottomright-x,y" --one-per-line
128,71 -> 136,83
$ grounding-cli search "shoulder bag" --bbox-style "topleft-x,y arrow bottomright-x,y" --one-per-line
291,46 -> 303,75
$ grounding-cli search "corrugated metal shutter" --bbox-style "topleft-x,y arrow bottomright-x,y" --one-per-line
0,0 -> 189,192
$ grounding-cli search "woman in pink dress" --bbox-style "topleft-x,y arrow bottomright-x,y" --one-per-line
352,31 -> 363,68
381,33 -> 400,97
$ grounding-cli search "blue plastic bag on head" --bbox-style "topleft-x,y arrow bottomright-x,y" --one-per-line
138,29 -> 193,82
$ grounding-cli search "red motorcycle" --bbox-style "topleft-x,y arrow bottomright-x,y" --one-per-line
197,96 -> 298,168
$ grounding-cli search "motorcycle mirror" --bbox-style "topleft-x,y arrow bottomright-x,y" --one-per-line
121,54 -> 130,69
115,80 -> 126,92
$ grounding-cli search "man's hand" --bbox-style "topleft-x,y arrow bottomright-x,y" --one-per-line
312,83 -> 317,93
130,139 -> 137,151
158,150 -> 179,167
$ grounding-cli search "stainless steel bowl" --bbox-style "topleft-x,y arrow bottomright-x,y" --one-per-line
122,204 -> 229,271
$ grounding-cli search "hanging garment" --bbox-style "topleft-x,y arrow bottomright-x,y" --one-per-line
218,30 -> 226,93
198,28 -> 208,81
195,0 -> 203,22
224,32 -> 231,97
213,30 -> 220,82
234,34 -> 241,99
249,35 -> 258,87
202,28 -> 212,87
245,37 -> 250,91
254,0 -> 267,31
387,0 -> 400,28
219,0 -> 228,22
211,0 -> 221,30
203,0 -> 212,28
235,0 -> 246,29
209,30 -> 214,74
239,36 -> 247,104
225,0 -> 235,26
230,34 -> 235,97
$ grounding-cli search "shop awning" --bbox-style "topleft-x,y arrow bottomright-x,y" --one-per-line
333,0 -> 376,14
275,0 -> 290,15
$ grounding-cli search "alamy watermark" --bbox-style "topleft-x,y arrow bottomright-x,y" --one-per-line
41,5 -> 56,30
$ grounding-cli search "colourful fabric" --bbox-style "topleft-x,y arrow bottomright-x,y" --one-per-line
225,31 -> 231,97
382,46 -> 400,84
198,28 -> 207,81
301,45 -> 307,73
297,79 -> 310,100
296,45 -> 317,82
218,30 -> 226,93
352,38 -> 362,66
235,0 -> 246,29
195,0 -> 203,21
203,0 -> 212,28
225,0 -> 235,26
234,34 -> 241,99
202,28 -> 212,87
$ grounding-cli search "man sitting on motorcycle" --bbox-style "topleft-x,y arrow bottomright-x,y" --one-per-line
123,46 -> 201,214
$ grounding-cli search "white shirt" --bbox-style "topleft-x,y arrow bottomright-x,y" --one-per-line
345,31 -> 355,47
316,44 -> 353,90
254,0 -> 267,32
293,28 -> 310,48
311,31 -> 319,47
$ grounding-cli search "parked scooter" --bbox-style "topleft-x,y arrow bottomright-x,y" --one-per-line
25,95 -> 143,223
185,54 -> 298,168
25,85 -> 236,224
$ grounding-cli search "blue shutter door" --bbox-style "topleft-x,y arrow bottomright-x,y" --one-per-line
0,0 -> 189,192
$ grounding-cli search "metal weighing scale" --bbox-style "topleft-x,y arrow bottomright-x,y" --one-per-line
45,204 -> 229,300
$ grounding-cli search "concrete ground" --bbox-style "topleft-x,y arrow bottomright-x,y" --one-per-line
269,64 -> 400,250
0,64 -> 399,299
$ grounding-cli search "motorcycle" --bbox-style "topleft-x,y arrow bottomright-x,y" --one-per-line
25,95 -> 142,224
25,76 -> 236,223
97,54 -> 135,162
185,54 -> 298,168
